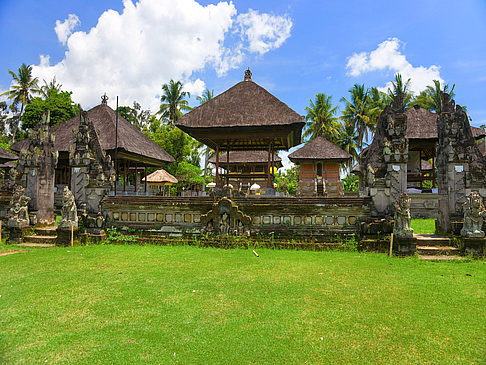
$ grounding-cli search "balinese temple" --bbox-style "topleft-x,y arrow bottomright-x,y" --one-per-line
208,150 -> 282,194
354,105 -> 486,191
176,68 -> 305,194
288,135 -> 351,197
11,95 -> 174,196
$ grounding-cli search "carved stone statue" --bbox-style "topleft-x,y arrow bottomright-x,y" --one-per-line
8,185 -> 30,227
220,212 -> 230,236
393,192 -> 413,238
59,186 -> 78,229
460,192 -> 485,238
200,197 -> 251,236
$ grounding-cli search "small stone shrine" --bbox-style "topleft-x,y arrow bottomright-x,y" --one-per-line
392,192 -> 416,255
57,186 -> 78,245
359,95 -> 408,216
14,111 -> 58,223
200,198 -> 251,236
460,191 -> 486,256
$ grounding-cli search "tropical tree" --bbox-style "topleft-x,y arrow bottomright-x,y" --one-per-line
0,63 -> 40,141
117,101 -> 151,130
335,122 -> 359,167
196,89 -> 215,183
157,80 -> 192,126
413,80 -> 455,114
303,93 -> 340,142
39,76 -> 63,99
340,84 -> 379,150
386,73 -> 413,110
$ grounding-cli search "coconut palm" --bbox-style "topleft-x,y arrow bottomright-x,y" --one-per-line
336,122 -> 359,165
1,63 -> 40,141
340,84 -> 379,150
39,76 -> 63,99
303,93 -> 340,143
413,80 -> 455,114
157,80 -> 193,127
196,88 -> 214,105
386,73 -> 413,110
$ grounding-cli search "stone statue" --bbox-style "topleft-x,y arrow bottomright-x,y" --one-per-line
220,212 -> 230,236
59,186 -> 78,229
393,192 -> 413,238
8,185 -> 30,227
460,192 -> 486,238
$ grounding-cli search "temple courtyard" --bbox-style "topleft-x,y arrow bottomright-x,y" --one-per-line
1,244 -> 484,364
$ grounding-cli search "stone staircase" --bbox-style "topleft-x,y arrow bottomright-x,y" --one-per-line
18,226 -> 57,247
414,234 -> 464,261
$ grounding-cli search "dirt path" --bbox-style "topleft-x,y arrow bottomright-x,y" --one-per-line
0,250 -> 27,256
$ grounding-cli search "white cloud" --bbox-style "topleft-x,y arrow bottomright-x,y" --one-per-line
54,14 -> 80,45
29,0 -> 292,111
183,79 -> 206,97
237,9 -> 292,55
346,38 -> 442,94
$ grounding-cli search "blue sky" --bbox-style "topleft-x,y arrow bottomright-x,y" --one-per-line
1,0 -> 485,138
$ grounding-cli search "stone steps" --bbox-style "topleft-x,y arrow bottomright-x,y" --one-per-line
414,234 -> 452,246
22,235 -> 57,244
418,255 -> 467,261
16,243 -> 55,248
34,226 -> 57,237
417,245 -> 461,256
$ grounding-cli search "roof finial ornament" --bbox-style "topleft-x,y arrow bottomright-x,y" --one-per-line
244,68 -> 252,81
101,93 -> 109,104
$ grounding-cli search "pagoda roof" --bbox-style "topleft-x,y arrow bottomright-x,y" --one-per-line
11,101 -> 174,166
289,136 -> 351,162
208,150 -> 281,166
176,71 -> 305,151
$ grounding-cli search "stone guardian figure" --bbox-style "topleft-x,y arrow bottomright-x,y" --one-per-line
460,192 -> 485,238
59,186 -> 78,229
393,192 -> 413,238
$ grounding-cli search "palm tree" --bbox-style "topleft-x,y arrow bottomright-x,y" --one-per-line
1,63 -> 40,141
196,89 -> 215,183
39,76 -> 63,99
340,84 -> 378,150
386,73 -> 413,110
336,122 -> 359,166
413,80 -> 455,114
303,93 -> 340,142
157,80 -> 193,127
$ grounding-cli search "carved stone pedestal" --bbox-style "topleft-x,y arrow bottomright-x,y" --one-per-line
394,237 -> 417,256
461,238 -> 486,257
56,227 -> 78,246
7,225 -> 30,244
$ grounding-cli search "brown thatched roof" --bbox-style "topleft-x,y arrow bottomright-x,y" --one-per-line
406,105 -> 485,140
208,150 -> 281,166
143,168 -> 178,184
479,141 -> 486,156
288,136 -> 352,162
11,102 -> 174,166
176,73 -> 305,151
0,147 -> 17,162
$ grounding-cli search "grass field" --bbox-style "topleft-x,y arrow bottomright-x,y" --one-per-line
410,218 -> 436,234
1,245 -> 484,364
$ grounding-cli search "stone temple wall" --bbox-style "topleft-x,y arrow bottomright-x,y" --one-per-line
101,196 -> 370,241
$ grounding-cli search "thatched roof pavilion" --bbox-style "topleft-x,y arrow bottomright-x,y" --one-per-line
11,98 -> 174,167
289,136 -> 351,163
176,70 -> 305,151
143,169 -> 178,185
208,150 -> 282,168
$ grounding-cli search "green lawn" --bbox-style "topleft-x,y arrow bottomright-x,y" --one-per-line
411,218 -> 436,234
1,245 -> 484,364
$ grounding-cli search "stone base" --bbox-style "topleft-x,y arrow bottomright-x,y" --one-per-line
265,188 -> 276,196
393,237 -> 417,256
56,227 -> 78,246
461,237 -> 486,257
7,226 -> 30,244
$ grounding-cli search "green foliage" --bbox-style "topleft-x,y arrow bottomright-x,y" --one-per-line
117,101 -> 150,130
21,90 -> 80,131
413,80 -> 455,114
410,219 -> 436,234
174,161 -> 204,184
105,227 -> 137,244
342,174 -> 359,191
157,79 -> 192,126
275,165 -> 299,196
386,73 -> 414,110
303,93 -> 340,142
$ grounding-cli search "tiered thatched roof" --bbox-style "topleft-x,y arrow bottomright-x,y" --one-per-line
289,136 -> 351,162
176,71 -> 305,151
208,150 -> 282,167
143,169 -> 178,185
11,101 -> 174,166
